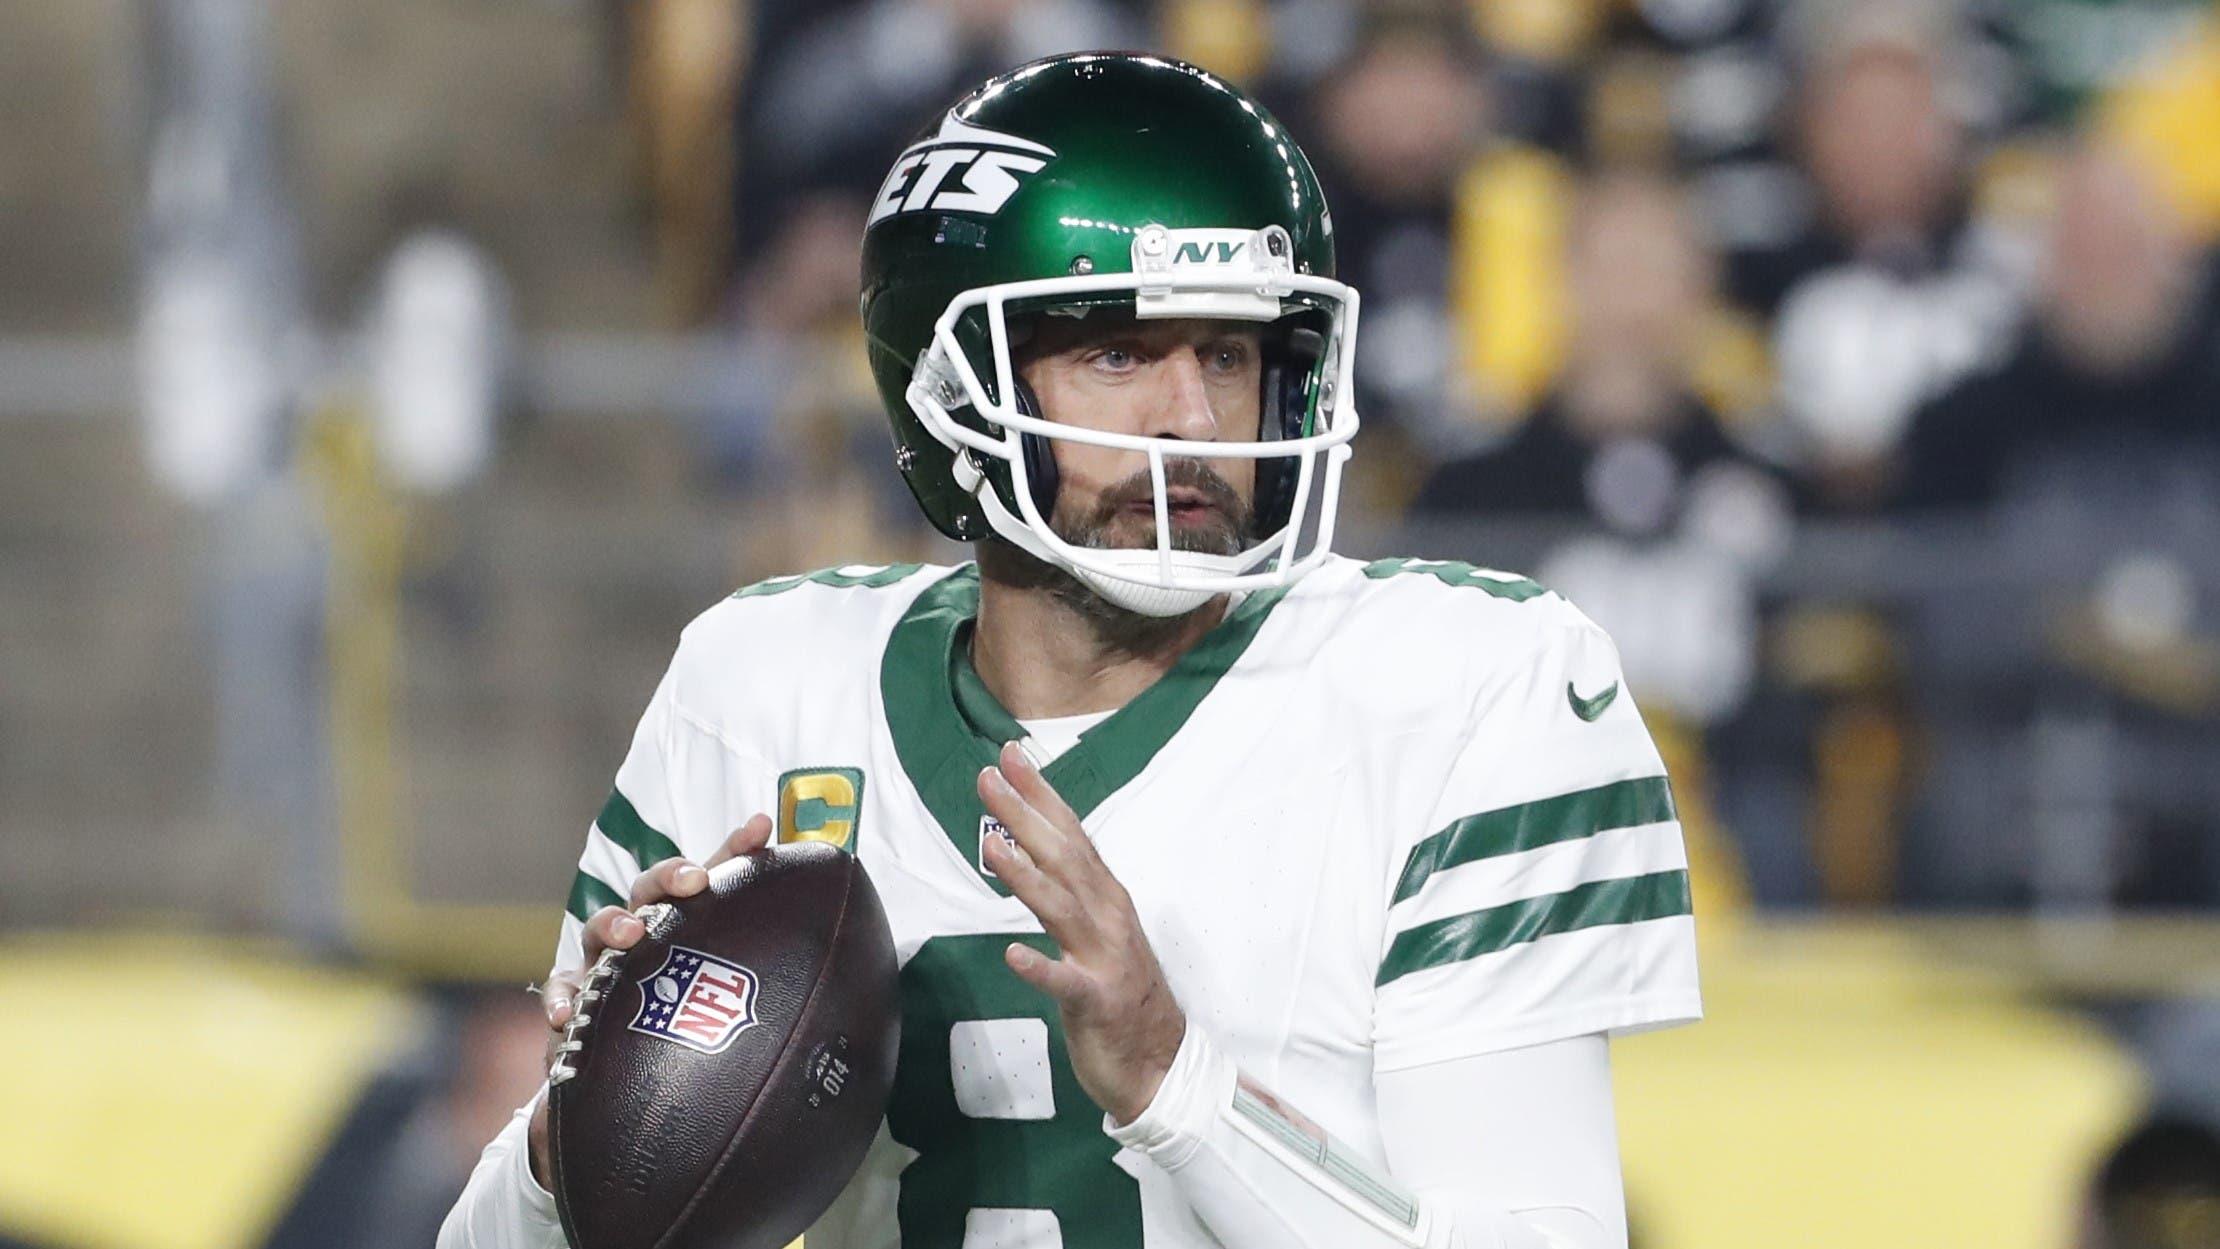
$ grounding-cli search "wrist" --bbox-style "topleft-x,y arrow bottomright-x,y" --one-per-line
1110,1014 -> 1187,1128
1104,1019 -> 1236,1170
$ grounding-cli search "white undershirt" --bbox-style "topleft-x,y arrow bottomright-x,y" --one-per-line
1016,710 -> 1114,765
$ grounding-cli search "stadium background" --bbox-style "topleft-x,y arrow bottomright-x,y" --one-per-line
4,0 -> 2220,1244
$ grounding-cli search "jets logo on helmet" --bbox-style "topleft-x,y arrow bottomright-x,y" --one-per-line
869,114 -> 1055,225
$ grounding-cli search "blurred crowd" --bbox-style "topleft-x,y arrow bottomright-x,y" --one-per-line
636,0 -> 2220,914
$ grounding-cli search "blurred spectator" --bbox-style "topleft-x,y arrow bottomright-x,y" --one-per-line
1889,143 -> 2220,913
1413,171 -> 1808,905
1758,6 -> 2030,507
1295,11 -> 1489,446
1410,171 -> 1779,537
1407,171 -> 1781,918
2079,1115 -> 2220,1249
1899,141 -> 2220,512
1741,5 -> 1981,308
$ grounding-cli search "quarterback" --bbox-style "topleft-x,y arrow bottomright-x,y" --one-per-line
443,53 -> 1699,1249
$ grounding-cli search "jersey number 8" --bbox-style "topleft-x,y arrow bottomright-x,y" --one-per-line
888,934 -> 1145,1247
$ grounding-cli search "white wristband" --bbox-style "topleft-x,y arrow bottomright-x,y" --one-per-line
1103,1021 -> 1237,1170
1098,1024 -> 1436,1249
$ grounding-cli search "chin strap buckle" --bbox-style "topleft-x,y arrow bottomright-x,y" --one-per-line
952,451 -> 986,493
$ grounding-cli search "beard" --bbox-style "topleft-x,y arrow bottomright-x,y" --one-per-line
979,457 -> 1255,652
1053,456 -> 1253,561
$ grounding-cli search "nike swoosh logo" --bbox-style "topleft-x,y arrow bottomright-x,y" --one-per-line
1567,680 -> 1619,722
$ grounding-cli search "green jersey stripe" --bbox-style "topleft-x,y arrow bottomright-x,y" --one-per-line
565,869 -> 625,921
731,562 -> 927,600
1360,557 -> 1553,601
595,787 -> 682,871
1392,776 -> 1676,905
1376,869 -> 1692,987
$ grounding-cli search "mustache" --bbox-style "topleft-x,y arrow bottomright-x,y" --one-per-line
1087,457 -> 1248,526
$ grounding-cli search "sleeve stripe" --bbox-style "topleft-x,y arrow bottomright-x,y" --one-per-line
1396,820 -> 1687,930
595,787 -> 683,869
1391,776 -> 1676,904
565,870 -> 625,922
1376,869 -> 1692,987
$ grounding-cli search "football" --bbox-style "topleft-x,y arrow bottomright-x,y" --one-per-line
547,840 -> 901,1249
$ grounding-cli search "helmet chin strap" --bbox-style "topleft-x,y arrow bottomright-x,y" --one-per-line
1069,550 -> 1238,618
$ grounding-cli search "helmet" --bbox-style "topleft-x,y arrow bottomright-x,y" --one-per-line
860,53 -> 1361,616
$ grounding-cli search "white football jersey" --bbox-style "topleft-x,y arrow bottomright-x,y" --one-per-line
553,555 -> 1701,1249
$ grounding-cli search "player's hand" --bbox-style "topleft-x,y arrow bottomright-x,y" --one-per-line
979,741 -> 1185,1127
528,813 -> 775,1188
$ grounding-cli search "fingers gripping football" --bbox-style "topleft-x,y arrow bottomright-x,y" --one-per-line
977,741 -> 1185,1125
568,813 -> 776,983
529,812 -> 774,1186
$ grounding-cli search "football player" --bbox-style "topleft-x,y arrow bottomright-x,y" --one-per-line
443,52 -> 1700,1249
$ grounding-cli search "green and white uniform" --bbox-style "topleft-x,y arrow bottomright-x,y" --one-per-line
442,51 -> 1695,1249
542,555 -> 1699,1249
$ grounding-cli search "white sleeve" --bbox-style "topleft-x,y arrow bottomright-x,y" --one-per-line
446,643 -> 750,1246
1106,1026 -> 1626,1249
437,1088 -> 570,1249
1376,601 -> 1701,1071
554,652 -> 761,980
555,664 -> 687,980
1375,1036 -> 1626,1249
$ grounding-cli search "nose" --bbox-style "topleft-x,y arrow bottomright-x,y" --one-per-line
1145,346 -> 1221,442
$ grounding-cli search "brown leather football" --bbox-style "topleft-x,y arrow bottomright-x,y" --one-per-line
547,840 -> 900,1249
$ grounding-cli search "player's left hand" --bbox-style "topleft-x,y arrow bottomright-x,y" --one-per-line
979,739 -> 1185,1127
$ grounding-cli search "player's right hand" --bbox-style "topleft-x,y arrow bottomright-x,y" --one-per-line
527,813 -> 775,1188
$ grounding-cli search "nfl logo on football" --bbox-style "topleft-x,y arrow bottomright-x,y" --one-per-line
629,945 -> 762,1055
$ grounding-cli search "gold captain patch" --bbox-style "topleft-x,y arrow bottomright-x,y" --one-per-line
776,767 -> 865,851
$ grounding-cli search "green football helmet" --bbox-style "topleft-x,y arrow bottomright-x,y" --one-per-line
860,52 -> 1361,616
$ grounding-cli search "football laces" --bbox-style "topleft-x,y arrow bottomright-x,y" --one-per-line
549,945 -> 626,1086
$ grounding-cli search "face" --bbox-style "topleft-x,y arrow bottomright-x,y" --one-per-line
2044,143 -> 2194,373
1803,46 -> 1958,243
1320,34 -> 1484,206
1015,314 -> 1265,559
1567,175 -> 1710,372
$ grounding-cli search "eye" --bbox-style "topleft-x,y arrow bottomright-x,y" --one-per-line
1087,345 -> 1139,374
1203,339 -> 1253,374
